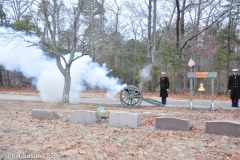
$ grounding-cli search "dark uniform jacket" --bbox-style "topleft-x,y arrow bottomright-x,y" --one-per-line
160,76 -> 170,97
228,74 -> 240,99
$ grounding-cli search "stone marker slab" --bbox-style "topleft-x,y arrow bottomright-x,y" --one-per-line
156,117 -> 189,131
205,121 -> 240,137
32,109 -> 59,120
70,110 -> 100,124
109,112 -> 139,128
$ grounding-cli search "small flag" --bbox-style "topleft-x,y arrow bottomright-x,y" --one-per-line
188,58 -> 195,67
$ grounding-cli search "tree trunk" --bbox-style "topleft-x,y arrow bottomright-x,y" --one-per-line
175,0 -> 180,49
62,66 -> 71,103
180,0 -> 186,40
147,0 -> 152,58
151,0 -> 157,91
0,70 -> 2,86
152,0 -> 157,63
226,1 -> 233,88
7,71 -> 11,87
56,55 -> 71,103
174,0 -> 181,93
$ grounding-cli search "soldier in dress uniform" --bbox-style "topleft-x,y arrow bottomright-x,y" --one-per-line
160,72 -> 170,105
228,69 -> 240,107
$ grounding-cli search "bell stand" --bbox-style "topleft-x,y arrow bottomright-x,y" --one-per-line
188,72 -> 218,111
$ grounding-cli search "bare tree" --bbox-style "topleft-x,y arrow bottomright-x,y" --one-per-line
82,0 -> 105,62
39,0 -> 87,103
178,0 -> 239,51
0,2 -> 7,26
4,0 -> 34,21
104,0 -> 123,74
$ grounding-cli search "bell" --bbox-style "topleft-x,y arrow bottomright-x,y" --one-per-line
198,83 -> 205,92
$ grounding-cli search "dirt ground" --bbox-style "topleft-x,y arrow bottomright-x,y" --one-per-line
0,87 -> 240,160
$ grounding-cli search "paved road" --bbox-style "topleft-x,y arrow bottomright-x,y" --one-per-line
0,93 -> 233,110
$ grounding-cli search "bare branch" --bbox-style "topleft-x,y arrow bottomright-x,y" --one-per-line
71,53 -> 88,63
181,0 -> 209,12
181,4 -> 239,50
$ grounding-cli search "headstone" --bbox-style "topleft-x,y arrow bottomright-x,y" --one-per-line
205,121 -> 240,137
32,109 -> 59,120
70,110 -> 100,124
109,112 -> 139,128
156,117 -> 189,131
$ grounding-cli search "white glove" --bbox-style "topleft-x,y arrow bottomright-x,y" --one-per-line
229,90 -> 231,92
167,89 -> 169,91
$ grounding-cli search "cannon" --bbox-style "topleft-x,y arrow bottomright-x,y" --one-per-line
120,85 -> 164,108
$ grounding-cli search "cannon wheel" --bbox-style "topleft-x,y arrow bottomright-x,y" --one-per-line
120,85 -> 143,108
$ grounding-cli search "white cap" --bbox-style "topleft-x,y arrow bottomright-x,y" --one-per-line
161,72 -> 166,75
232,69 -> 239,72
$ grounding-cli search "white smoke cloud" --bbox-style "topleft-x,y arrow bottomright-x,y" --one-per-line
139,64 -> 152,89
0,27 -> 126,103
139,64 -> 152,81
